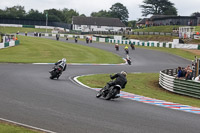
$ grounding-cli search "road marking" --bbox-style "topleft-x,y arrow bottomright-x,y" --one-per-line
32,58 -> 127,66
0,118 -> 57,133
33,63 -> 126,65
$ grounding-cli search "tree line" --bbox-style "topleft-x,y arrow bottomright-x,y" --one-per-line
0,0 -> 199,28
0,5 -> 84,24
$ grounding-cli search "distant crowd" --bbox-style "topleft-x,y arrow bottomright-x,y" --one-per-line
177,65 -> 200,82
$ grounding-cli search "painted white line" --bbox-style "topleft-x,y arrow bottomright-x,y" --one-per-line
73,75 -> 93,89
32,63 -> 54,65
33,63 -> 126,65
0,118 -> 56,133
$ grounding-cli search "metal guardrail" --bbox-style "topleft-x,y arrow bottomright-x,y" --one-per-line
159,69 -> 200,99
87,31 -> 179,37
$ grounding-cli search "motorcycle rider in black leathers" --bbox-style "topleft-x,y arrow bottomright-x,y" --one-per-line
54,58 -> 67,71
50,58 -> 67,79
104,71 -> 127,98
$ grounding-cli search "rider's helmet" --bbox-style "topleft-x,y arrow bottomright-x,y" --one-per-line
62,58 -> 66,63
121,71 -> 127,77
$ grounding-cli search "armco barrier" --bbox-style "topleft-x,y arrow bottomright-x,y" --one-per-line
41,33 -> 199,50
174,79 -> 200,99
159,71 -> 175,92
159,69 -> 200,99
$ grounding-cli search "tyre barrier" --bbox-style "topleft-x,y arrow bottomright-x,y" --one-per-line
159,69 -> 200,99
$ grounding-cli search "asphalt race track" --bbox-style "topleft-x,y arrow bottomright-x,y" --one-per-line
0,35 -> 199,133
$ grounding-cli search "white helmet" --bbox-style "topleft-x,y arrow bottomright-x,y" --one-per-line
62,58 -> 66,63
121,71 -> 127,76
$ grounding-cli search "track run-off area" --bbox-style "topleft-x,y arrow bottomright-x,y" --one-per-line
0,35 -> 199,133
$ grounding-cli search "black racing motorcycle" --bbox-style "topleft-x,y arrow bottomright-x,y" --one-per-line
75,37 -> 78,43
96,82 -> 121,100
49,66 -> 63,79
125,49 -> 129,54
126,58 -> 131,65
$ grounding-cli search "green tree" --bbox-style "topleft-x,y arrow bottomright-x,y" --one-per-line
26,9 -> 44,20
140,0 -> 177,16
62,8 -> 79,23
80,14 -> 86,17
128,20 -> 137,29
44,8 -> 64,22
5,5 -> 26,18
91,10 -> 111,18
0,9 -> 5,17
191,12 -> 200,17
109,3 -> 129,25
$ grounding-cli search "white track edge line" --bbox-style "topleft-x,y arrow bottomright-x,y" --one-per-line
0,118 -> 56,133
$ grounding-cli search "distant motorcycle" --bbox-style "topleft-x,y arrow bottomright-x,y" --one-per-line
130,44 -> 135,50
125,49 -> 129,54
126,58 -> 131,65
75,37 -> 78,43
49,66 -> 63,79
115,44 -> 119,51
96,80 -> 121,100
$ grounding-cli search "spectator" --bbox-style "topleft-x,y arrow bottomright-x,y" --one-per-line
185,66 -> 192,80
194,75 -> 200,82
89,37 -> 92,43
177,66 -> 183,78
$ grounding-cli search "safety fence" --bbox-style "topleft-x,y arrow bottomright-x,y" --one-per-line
41,33 -> 200,50
87,31 -> 179,37
0,40 -> 20,49
159,69 -> 200,99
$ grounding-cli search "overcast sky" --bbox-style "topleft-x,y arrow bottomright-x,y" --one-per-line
0,0 -> 200,20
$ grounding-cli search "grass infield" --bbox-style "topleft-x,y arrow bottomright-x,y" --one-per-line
0,35 -> 123,64
0,121 -> 40,133
0,26 -> 51,34
78,73 -> 200,108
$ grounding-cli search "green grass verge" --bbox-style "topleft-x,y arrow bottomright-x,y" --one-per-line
0,35 -> 123,64
0,122 -> 40,133
0,27 -> 51,34
132,25 -> 180,33
78,73 -> 200,108
132,25 -> 200,33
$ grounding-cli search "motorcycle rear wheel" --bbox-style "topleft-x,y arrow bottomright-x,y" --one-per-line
105,88 -> 118,100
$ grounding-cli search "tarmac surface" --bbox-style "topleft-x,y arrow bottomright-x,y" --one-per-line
0,35 -> 199,133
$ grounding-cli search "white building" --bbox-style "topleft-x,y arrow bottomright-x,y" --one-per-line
72,16 -> 126,32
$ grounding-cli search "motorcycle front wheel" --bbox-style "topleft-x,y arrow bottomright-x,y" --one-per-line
96,91 -> 102,98
96,88 -> 104,98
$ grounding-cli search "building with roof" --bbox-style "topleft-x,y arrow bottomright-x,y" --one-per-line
136,18 -> 148,26
72,16 -> 126,32
136,15 -> 200,27
147,15 -> 199,26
